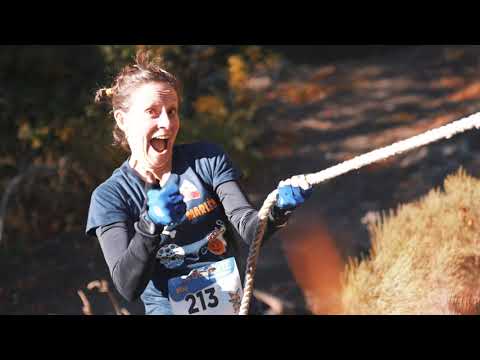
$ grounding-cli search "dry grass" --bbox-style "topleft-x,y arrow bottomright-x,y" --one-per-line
341,168 -> 480,314
285,169 -> 480,315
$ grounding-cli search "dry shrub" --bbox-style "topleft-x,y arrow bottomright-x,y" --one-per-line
287,169 -> 480,315
341,168 -> 480,314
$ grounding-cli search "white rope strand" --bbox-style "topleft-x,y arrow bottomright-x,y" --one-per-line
239,112 -> 480,315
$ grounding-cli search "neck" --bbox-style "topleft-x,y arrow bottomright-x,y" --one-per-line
129,157 -> 172,186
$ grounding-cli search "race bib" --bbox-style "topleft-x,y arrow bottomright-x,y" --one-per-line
168,257 -> 243,315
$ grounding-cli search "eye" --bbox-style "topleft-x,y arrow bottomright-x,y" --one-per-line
146,109 -> 156,117
168,108 -> 177,117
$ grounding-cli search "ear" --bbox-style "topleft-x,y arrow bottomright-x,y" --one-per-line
114,110 -> 127,132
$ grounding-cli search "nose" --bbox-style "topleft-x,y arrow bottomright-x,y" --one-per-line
155,107 -> 171,129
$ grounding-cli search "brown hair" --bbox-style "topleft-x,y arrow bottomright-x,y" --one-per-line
95,49 -> 182,152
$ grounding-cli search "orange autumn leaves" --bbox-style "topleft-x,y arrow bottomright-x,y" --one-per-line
194,96 -> 228,122
192,55 -> 249,122
448,81 -> 480,102
272,82 -> 331,105
228,55 -> 249,91
193,52 -> 275,121
17,120 -> 74,150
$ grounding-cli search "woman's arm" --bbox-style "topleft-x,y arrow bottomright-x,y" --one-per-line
216,180 -> 292,246
95,222 -> 164,302
97,180 -> 291,301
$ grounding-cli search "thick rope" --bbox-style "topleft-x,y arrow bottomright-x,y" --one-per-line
239,112 -> 480,315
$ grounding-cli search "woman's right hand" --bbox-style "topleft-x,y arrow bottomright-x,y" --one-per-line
146,173 -> 187,227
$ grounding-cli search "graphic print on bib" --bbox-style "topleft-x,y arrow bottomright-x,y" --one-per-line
156,220 -> 227,269
168,257 -> 243,315
179,179 -> 201,202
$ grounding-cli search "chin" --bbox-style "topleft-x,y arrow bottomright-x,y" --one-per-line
147,149 -> 172,169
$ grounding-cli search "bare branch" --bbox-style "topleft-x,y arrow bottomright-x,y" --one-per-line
87,279 -> 127,315
253,289 -> 294,315
77,290 -> 93,315
87,280 -> 108,292
120,308 -> 131,315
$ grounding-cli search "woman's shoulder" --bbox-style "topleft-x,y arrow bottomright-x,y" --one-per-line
175,142 -> 228,159
86,162 -> 135,236
174,142 -> 239,187
91,161 -> 135,201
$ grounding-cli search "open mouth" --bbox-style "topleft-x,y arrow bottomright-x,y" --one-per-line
150,136 -> 169,153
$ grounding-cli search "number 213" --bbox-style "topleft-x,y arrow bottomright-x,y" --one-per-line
185,287 -> 219,314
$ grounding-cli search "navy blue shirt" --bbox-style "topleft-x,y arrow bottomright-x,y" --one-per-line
86,142 -> 248,314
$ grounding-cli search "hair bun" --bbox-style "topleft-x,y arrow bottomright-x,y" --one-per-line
95,88 -> 114,104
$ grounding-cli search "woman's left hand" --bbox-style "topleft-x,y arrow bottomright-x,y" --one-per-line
276,175 -> 313,211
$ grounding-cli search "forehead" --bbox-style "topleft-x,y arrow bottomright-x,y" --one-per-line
129,82 -> 178,108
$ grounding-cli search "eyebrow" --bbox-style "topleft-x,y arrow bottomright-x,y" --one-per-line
145,103 -> 178,112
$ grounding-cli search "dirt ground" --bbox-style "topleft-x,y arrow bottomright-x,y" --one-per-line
3,45 -> 480,315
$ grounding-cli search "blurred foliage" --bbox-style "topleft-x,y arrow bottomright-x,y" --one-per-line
0,45 -> 282,255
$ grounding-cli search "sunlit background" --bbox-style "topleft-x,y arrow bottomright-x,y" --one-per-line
2,45 -> 480,314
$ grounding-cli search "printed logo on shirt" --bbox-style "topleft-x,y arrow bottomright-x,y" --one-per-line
156,220 -> 227,269
185,198 -> 218,221
207,222 -> 227,256
179,179 -> 201,202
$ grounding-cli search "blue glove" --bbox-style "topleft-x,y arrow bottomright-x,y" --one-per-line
276,175 -> 313,211
146,174 -> 187,227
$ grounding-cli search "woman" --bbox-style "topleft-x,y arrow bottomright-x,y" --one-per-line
86,49 -> 313,315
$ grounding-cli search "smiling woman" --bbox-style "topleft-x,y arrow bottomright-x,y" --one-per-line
95,52 -> 181,186
115,81 -> 180,186
87,49 -> 314,315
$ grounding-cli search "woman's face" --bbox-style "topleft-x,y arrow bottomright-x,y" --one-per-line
114,81 -> 180,174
